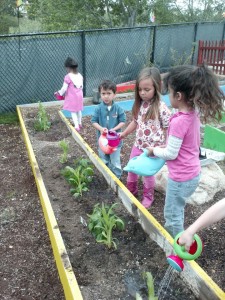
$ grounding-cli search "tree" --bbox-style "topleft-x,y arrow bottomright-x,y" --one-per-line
27,0 -> 152,31
0,0 -> 20,34
4,0 -> 225,33
167,0 -> 225,23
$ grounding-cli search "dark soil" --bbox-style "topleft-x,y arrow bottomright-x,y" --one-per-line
0,123 -> 64,300
1,101 -> 225,300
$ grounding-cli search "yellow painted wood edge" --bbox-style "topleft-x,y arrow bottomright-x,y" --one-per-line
17,106 -> 83,300
59,111 -> 225,299
188,260 -> 225,298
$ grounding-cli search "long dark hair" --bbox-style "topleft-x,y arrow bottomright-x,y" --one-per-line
132,67 -> 162,120
163,64 -> 225,124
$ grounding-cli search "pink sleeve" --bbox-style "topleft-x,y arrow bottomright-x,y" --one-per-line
169,117 -> 188,139
64,74 -> 71,85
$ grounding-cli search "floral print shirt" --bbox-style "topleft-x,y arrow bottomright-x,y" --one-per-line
134,101 -> 171,149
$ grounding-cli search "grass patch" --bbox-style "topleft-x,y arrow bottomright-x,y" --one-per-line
0,112 -> 19,125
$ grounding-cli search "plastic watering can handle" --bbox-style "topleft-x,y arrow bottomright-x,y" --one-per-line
142,148 -> 149,157
107,130 -> 118,136
173,232 -> 203,261
142,148 -> 159,158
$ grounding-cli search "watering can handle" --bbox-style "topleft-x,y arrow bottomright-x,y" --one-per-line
108,130 -> 117,135
181,245 -> 186,252
142,148 -> 149,156
142,148 -> 158,158
174,232 -> 203,261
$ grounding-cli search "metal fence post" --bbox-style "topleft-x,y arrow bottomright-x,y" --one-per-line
151,25 -> 156,66
81,31 -> 86,97
222,21 -> 225,41
191,23 -> 198,65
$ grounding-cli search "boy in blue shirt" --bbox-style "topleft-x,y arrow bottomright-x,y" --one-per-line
91,80 -> 126,179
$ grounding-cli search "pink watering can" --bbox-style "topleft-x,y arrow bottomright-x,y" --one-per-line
167,232 -> 203,272
98,130 -> 120,155
106,130 -> 121,147
54,92 -> 65,101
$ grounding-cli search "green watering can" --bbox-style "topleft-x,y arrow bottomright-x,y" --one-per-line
167,232 -> 203,272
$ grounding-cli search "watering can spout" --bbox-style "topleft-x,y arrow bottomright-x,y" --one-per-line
167,232 -> 203,272
167,255 -> 184,272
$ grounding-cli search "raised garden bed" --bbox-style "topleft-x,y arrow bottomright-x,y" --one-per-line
17,103 -> 225,299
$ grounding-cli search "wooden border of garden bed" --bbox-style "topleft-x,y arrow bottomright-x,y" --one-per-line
16,102 -> 225,300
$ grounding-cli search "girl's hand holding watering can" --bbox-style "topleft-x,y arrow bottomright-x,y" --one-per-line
167,232 -> 203,272
54,91 -> 65,100
118,132 -> 125,140
146,147 -> 154,156
179,198 -> 225,252
178,229 -> 196,252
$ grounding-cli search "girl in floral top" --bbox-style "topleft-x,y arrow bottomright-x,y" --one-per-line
120,67 -> 171,209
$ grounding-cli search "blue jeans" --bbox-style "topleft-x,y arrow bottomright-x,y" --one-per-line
98,146 -> 122,179
164,174 -> 200,238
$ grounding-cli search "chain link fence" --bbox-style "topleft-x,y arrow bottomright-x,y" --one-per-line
0,21 -> 224,113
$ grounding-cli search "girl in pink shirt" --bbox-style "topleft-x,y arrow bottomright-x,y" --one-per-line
120,67 -> 171,209
55,57 -> 83,131
147,65 -> 225,237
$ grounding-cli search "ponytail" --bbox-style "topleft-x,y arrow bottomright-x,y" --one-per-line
165,64 -> 224,124
191,65 -> 224,124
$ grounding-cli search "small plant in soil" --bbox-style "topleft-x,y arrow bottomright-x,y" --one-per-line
34,101 -> 51,131
136,272 -> 158,300
61,158 -> 94,198
87,202 -> 125,250
58,139 -> 69,163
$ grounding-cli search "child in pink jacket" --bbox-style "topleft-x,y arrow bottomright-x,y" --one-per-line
55,57 -> 83,131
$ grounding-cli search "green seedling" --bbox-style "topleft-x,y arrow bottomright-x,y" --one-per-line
170,43 -> 196,67
87,202 -> 125,249
59,139 -> 69,163
136,272 -> 158,300
34,101 -> 51,131
61,158 -> 94,198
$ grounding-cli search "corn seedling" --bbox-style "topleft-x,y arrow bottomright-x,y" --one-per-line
59,139 -> 69,163
87,202 -> 125,249
61,158 -> 94,198
34,101 -> 51,131
136,272 -> 158,300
